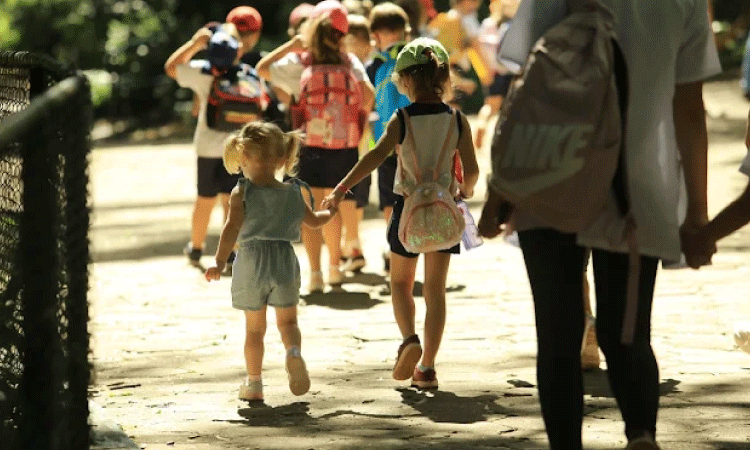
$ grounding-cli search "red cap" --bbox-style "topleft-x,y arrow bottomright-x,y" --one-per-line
226,6 -> 263,33
420,0 -> 438,21
290,3 -> 315,27
312,0 -> 349,34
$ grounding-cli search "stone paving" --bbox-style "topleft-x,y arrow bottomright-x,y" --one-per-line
88,79 -> 750,450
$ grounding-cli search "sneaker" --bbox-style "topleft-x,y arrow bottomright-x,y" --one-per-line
625,433 -> 660,450
328,265 -> 343,286
238,378 -> 263,401
581,314 -> 600,370
342,248 -> 366,273
411,366 -> 438,390
183,243 -> 202,267
285,350 -> 310,396
224,250 -> 236,276
308,271 -> 324,293
733,321 -> 750,354
392,334 -> 422,381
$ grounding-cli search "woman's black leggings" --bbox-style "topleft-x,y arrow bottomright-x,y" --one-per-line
518,228 -> 660,450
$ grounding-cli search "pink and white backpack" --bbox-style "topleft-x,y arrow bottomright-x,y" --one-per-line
397,110 -> 465,254
290,52 -> 365,149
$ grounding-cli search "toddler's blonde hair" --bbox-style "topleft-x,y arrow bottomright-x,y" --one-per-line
223,121 -> 302,177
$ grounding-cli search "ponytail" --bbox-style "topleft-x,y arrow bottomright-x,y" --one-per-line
282,130 -> 303,177
223,134 -> 244,174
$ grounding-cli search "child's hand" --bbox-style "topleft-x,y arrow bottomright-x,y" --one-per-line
289,34 -> 307,51
191,27 -> 212,49
205,263 -> 225,281
459,183 -> 474,199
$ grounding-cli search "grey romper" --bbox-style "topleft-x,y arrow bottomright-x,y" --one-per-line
231,178 -> 310,311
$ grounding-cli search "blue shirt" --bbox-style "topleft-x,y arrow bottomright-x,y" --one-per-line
366,43 -> 412,142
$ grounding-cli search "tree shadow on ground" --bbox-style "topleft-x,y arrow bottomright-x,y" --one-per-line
234,401 -> 313,427
505,374 -> 681,399
302,290 -> 383,310
344,271 -> 388,287
377,282 -> 466,297
397,387 -> 504,424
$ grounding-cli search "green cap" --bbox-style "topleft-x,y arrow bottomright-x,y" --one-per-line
394,37 -> 450,73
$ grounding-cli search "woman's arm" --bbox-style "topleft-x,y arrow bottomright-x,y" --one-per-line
255,35 -> 305,80
674,81 -> 713,268
206,187 -> 244,280
165,28 -> 212,80
359,79 -> 375,114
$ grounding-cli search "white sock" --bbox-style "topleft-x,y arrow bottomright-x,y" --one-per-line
418,363 -> 432,372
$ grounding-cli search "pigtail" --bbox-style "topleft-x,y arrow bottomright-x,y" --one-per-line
282,130 -> 303,177
223,134 -> 244,175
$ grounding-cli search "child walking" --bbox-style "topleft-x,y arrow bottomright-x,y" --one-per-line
205,121 -> 336,401
324,38 -> 479,389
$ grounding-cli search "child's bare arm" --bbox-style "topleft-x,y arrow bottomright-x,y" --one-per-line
457,112 -> 480,198
701,183 -> 750,244
206,187 -> 244,280
302,202 -> 336,228
165,28 -> 212,80
323,114 -> 400,208
255,35 -> 305,80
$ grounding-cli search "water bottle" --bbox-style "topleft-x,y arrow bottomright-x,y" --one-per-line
457,200 -> 483,250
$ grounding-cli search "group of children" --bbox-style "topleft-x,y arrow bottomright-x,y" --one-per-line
166,1 -> 486,402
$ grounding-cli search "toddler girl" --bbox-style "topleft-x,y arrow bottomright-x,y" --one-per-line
205,121 -> 336,401
324,38 -> 479,389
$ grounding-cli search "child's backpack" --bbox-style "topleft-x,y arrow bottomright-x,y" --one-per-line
397,110 -> 465,254
488,0 -> 639,344
289,52 -> 365,149
205,64 -> 269,132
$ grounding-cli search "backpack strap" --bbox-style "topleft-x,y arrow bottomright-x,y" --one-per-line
401,110 -> 423,184
433,112 -> 457,183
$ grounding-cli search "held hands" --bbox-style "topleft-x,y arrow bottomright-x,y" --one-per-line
680,217 -> 716,269
205,261 -> 226,282
322,186 -> 346,211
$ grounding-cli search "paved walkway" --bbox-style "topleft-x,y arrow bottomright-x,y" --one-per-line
89,79 -> 750,450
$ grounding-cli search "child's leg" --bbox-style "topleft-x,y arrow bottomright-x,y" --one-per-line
191,195 -> 216,250
275,305 -> 302,350
421,252 -> 451,368
276,305 -> 310,396
244,308 -> 267,378
389,252 -> 419,338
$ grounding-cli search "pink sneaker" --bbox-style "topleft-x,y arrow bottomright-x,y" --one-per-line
411,366 -> 438,390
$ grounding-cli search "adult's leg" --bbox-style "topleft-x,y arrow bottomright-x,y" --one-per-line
421,252 -> 451,368
591,249 -> 659,441
191,196 -> 217,250
518,229 -> 586,450
243,308 -> 267,378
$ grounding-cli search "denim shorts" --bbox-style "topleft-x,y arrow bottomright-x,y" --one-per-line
231,241 -> 300,311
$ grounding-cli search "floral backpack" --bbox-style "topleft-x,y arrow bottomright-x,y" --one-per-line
397,110 -> 465,253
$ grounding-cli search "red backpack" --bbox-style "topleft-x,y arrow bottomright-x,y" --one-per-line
290,53 -> 365,149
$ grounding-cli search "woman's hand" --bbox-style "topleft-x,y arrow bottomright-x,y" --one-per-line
322,185 -> 346,211
478,187 -> 509,239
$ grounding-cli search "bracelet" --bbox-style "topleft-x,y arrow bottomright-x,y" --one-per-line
334,183 -> 349,195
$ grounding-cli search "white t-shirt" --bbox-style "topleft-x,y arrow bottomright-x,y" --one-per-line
175,61 -> 232,158
741,149 -> 750,177
499,0 -> 722,261
269,52 -> 368,100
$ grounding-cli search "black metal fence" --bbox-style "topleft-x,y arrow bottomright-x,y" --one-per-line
0,51 -> 92,450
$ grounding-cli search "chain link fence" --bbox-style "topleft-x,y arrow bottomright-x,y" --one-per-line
0,51 -> 92,450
